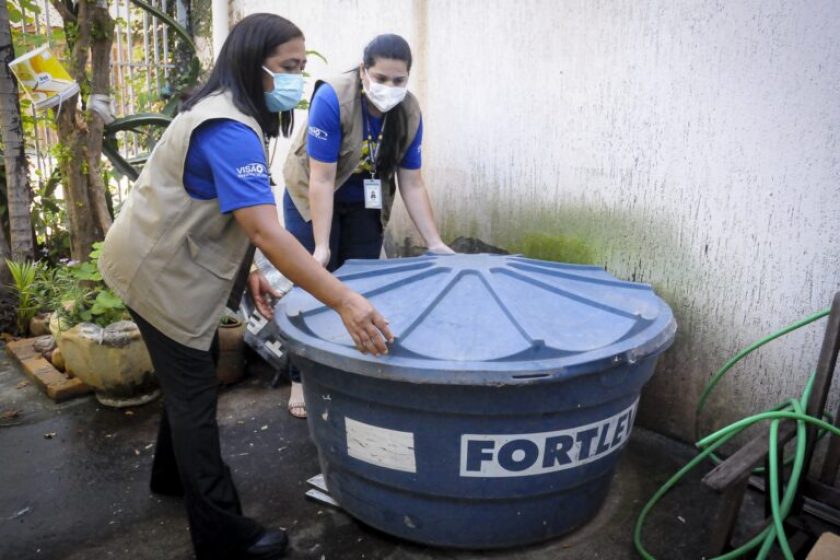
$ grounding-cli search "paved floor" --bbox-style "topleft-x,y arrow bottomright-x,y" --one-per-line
0,344 -> 760,560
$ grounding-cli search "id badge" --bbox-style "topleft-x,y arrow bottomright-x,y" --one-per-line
364,178 -> 383,209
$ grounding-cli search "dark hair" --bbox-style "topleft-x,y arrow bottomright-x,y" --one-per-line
362,34 -> 413,178
182,13 -> 303,138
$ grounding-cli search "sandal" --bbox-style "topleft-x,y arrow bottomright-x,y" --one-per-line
288,381 -> 307,419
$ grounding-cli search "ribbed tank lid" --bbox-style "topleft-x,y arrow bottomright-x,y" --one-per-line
275,254 -> 676,383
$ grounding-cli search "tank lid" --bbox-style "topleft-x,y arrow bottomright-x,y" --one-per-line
275,254 -> 675,383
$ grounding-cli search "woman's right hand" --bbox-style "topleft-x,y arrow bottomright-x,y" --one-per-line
335,290 -> 394,355
312,245 -> 331,268
233,206 -> 393,357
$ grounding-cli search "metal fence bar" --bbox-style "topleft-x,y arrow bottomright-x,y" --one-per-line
43,0 -> 51,46
143,8 -> 152,98
152,0 -> 162,96
109,2 -> 116,109
161,0 -> 170,82
40,3 -> 49,190
126,1 -> 139,155
32,1 -> 55,193
114,0 -> 126,117
25,2 -> 44,190
126,0 -> 135,113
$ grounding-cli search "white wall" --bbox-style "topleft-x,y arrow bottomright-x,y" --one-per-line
236,0 -> 840,441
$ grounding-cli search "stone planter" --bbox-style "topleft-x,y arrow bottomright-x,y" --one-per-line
58,320 -> 159,407
217,318 -> 246,385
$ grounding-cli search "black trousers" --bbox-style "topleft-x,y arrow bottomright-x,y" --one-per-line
283,193 -> 384,382
130,309 -> 262,560
282,191 -> 384,273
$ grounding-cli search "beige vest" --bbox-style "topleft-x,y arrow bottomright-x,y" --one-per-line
282,72 -> 422,228
99,92 -> 264,350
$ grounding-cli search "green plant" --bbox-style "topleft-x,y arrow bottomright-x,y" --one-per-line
31,169 -> 70,265
219,315 -> 242,327
29,262 -> 61,311
48,242 -> 128,329
5,259 -> 38,335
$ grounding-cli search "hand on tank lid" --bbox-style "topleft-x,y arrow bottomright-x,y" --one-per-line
426,242 -> 455,255
335,290 -> 394,355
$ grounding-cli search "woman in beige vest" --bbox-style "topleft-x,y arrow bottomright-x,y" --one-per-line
280,34 -> 454,418
99,14 -> 392,560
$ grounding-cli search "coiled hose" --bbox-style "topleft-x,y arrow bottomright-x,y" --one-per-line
633,307 -> 834,560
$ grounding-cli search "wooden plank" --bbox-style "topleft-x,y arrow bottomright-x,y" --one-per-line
768,530 -> 812,560
748,476 -> 840,526
705,476 -> 749,556
805,292 -> 840,486
803,479 -> 840,511
819,412 -> 840,486
702,422 -> 797,491
806,532 -> 840,560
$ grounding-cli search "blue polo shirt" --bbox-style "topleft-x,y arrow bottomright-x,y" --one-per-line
183,119 -> 276,213
305,83 -> 423,204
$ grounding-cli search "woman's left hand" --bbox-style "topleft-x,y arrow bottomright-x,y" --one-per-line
427,242 -> 455,255
247,270 -> 283,319
396,169 -> 454,256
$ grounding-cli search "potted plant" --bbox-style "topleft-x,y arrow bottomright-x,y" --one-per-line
45,243 -> 159,407
4,260 -> 62,338
216,312 -> 246,385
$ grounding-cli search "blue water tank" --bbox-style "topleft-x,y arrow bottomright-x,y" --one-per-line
275,254 -> 676,549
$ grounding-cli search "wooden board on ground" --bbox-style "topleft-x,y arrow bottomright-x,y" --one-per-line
5,338 -> 92,402
806,532 -> 840,560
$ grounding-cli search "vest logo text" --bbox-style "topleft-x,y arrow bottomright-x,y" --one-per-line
459,400 -> 637,477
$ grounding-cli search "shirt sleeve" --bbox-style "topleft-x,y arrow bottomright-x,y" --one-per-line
399,115 -> 423,170
306,84 -> 342,163
189,119 -> 276,214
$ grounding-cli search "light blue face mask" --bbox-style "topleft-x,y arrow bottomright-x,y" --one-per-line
262,66 -> 304,112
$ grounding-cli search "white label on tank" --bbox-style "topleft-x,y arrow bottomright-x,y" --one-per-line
459,399 -> 638,477
345,417 -> 416,473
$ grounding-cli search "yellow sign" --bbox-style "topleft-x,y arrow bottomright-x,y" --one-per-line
9,45 -> 80,110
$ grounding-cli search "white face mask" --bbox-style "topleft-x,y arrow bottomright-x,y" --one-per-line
363,69 -> 407,112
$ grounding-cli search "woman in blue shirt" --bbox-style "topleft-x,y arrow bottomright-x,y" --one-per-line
281,34 -> 453,417
102,14 -> 393,560
284,34 -> 452,269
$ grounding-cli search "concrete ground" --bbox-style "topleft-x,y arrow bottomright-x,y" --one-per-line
0,343 -> 761,560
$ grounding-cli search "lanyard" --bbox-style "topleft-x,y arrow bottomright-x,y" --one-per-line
362,96 -> 386,178
265,135 -> 277,186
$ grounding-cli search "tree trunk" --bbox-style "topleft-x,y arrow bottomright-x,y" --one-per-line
0,193 -> 11,286
55,99 -> 101,261
51,0 -> 102,261
86,2 -> 114,235
0,0 -> 35,262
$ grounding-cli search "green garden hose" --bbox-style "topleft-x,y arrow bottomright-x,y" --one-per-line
633,307 -> 833,560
